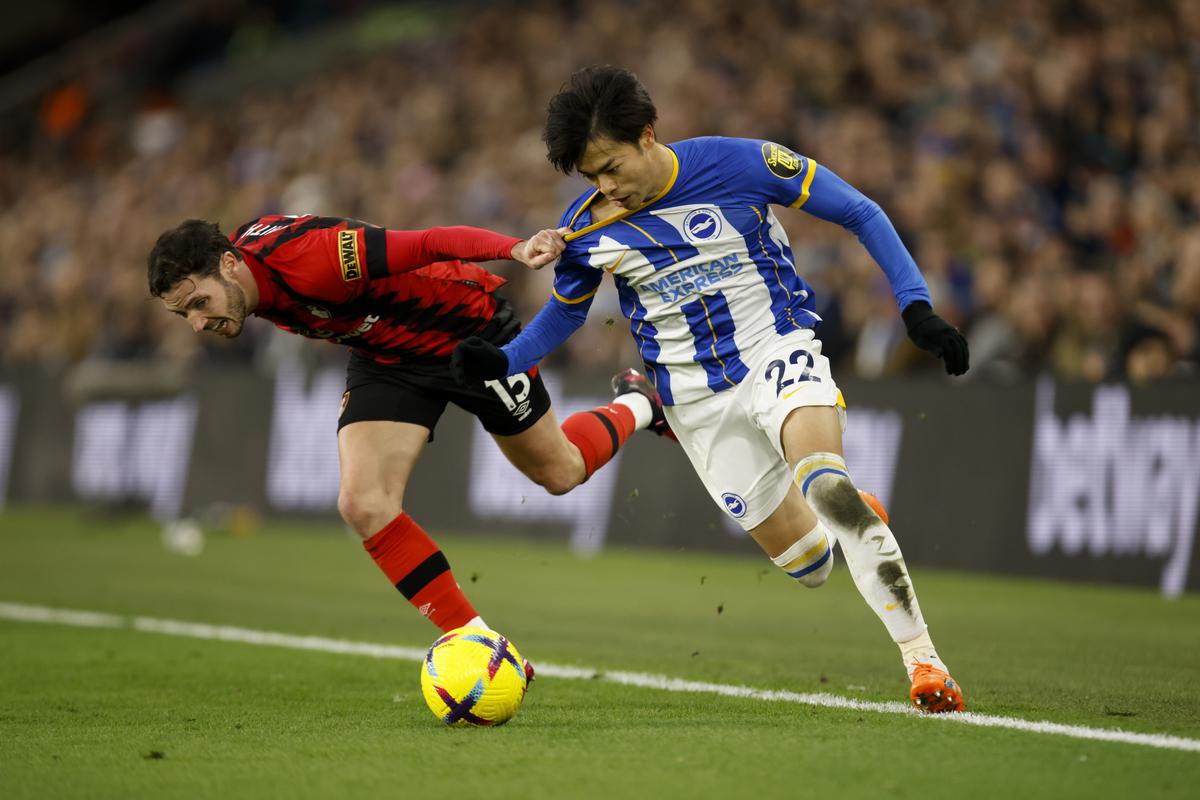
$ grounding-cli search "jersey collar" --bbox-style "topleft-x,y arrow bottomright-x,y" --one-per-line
564,145 -> 680,242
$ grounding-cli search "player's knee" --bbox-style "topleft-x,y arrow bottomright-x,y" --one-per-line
529,469 -> 579,496
337,484 -> 403,538
514,446 -> 587,496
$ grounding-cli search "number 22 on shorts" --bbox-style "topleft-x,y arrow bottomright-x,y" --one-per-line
764,348 -> 822,398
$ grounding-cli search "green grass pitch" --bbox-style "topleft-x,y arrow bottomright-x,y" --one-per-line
1,505 -> 1198,799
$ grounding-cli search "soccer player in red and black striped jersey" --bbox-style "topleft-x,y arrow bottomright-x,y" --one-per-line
147,214 -> 665,646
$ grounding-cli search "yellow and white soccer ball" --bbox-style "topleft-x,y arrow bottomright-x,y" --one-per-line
420,626 -> 528,726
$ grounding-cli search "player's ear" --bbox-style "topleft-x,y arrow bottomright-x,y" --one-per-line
639,124 -> 656,150
219,250 -> 237,278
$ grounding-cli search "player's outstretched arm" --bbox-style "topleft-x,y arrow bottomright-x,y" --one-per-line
383,225 -> 565,273
797,164 -> 969,376
383,225 -> 561,274
383,225 -> 521,273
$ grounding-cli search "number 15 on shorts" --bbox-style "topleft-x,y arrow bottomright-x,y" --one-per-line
485,375 -> 534,421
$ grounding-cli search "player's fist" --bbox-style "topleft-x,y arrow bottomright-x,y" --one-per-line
451,337 -> 509,385
511,227 -> 568,270
901,301 -> 970,376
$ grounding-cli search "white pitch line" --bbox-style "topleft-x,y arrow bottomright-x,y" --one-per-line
2,601 -> 1198,754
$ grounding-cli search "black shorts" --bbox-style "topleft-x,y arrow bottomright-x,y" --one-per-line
338,339 -> 552,438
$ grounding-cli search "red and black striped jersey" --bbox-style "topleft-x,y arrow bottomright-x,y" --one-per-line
232,215 -> 522,368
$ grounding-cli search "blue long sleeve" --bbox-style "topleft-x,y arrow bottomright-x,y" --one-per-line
500,298 -> 589,375
800,167 -> 932,311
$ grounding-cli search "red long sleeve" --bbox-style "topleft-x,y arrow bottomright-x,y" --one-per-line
233,215 -> 519,362
385,226 -> 521,274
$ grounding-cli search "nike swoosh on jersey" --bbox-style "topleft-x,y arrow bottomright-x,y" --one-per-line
603,251 -> 628,273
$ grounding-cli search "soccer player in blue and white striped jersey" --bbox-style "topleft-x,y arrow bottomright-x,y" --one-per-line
453,65 -> 968,712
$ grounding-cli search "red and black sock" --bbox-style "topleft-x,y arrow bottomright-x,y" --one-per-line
362,513 -> 478,632
560,403 -> 636,481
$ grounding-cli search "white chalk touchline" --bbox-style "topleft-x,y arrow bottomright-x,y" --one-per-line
2,601 -> 1197,754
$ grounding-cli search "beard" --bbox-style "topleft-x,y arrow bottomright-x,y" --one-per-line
216,276 -> 248,337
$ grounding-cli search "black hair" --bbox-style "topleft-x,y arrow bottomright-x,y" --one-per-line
543,65 -> 658,174
147,219 -> 238,297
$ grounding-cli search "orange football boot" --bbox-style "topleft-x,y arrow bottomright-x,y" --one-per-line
909,662 -> 965,713
858,489 -> 890,525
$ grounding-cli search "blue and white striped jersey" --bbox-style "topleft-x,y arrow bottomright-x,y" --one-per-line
508,136 -> 931,405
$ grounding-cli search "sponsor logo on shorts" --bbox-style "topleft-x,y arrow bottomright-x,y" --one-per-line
339,391 -> 350,418
338,229 -> 362,281
683,208 -> 722,242
761,142 -> 803,179
721,492 -> 747,518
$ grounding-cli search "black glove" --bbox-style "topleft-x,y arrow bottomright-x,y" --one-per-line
901,301 -> 970,376
451,337 -> 509,385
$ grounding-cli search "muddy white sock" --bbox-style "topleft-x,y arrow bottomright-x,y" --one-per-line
793,453 -> 926,644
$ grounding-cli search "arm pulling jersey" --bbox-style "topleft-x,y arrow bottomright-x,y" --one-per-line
547,136 -> 932,405
233,215 -> 520,369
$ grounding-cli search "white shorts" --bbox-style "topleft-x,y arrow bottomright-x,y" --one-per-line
663,328 -> 845,531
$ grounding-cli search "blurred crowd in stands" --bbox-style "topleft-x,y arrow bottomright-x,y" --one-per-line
1,0 -> 1198,384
